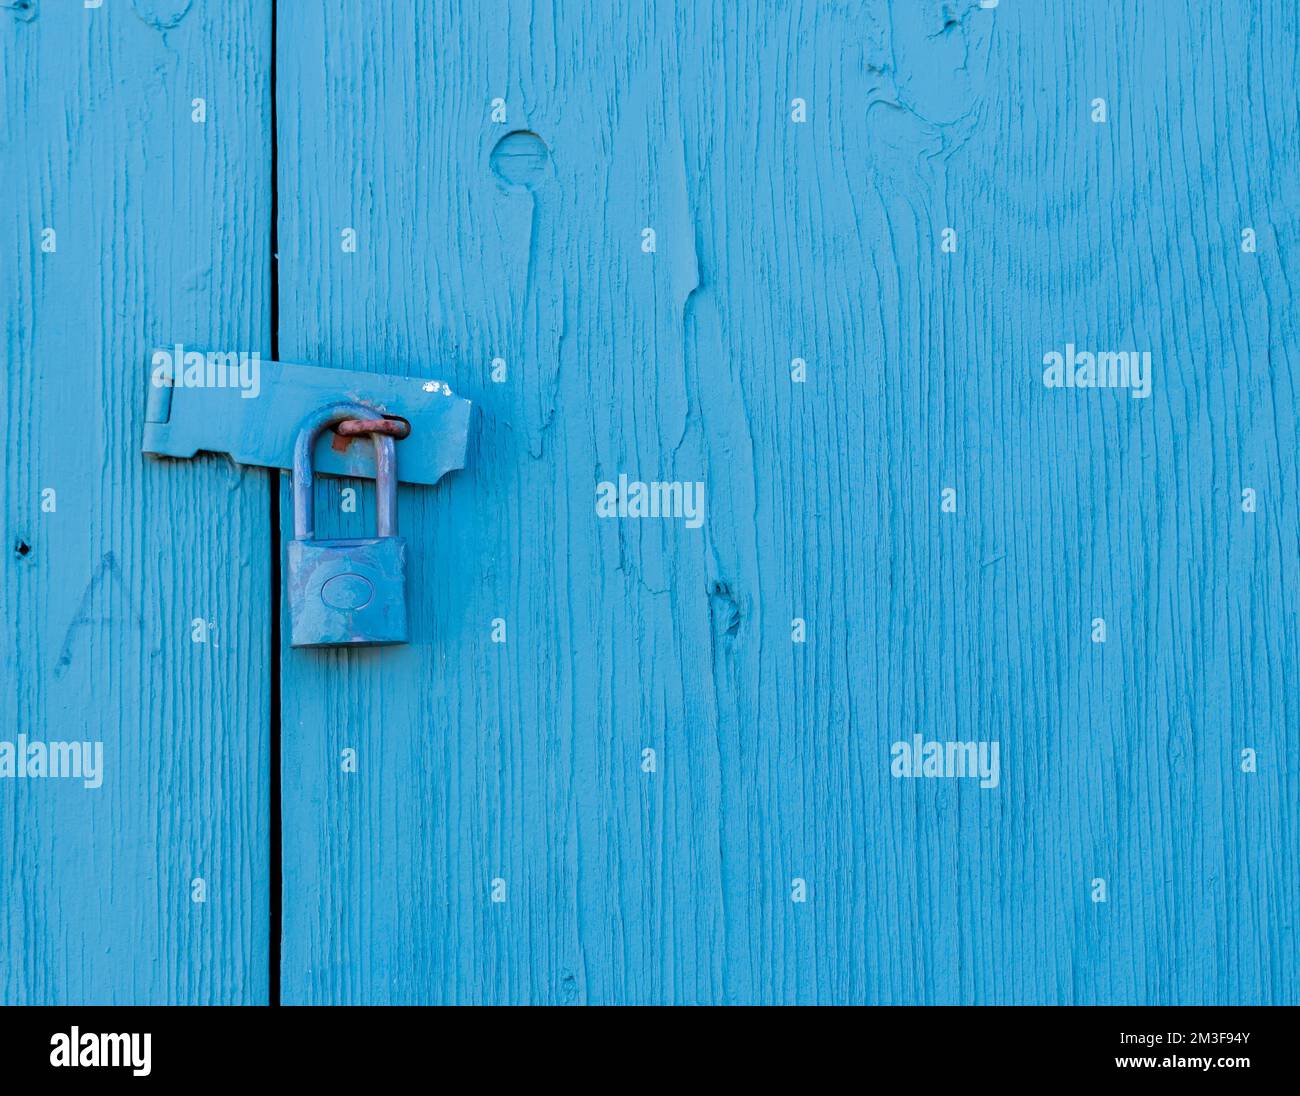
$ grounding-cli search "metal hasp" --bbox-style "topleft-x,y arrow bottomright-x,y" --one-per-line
287,403 -> 409,648
142,349 -> 471,487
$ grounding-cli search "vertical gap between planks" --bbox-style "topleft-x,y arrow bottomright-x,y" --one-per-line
267,0 -> 283,1008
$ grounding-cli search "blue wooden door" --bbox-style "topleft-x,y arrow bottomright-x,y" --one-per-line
275,1 -> 1300,1005
6,1 -> 1299,1007
3,1 -> 271,1003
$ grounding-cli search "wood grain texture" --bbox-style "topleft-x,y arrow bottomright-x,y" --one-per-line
1,0 -> 271,1003
277,0 -> 1299,1003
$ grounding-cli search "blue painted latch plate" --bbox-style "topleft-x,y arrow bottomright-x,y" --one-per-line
141,349 -> 472,486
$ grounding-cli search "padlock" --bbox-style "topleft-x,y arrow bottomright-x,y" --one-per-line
287,403 -> 408,648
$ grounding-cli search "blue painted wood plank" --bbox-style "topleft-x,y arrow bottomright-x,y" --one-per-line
1,0 -> 272,1003
277,0 -> 1300,1003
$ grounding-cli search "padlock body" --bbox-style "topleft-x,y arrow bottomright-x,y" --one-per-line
288,536 -> 408,647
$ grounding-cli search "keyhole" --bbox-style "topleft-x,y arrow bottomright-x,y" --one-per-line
490,130 -> 550,188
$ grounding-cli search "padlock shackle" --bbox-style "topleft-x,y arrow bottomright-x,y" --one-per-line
293,403 -> 399,540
